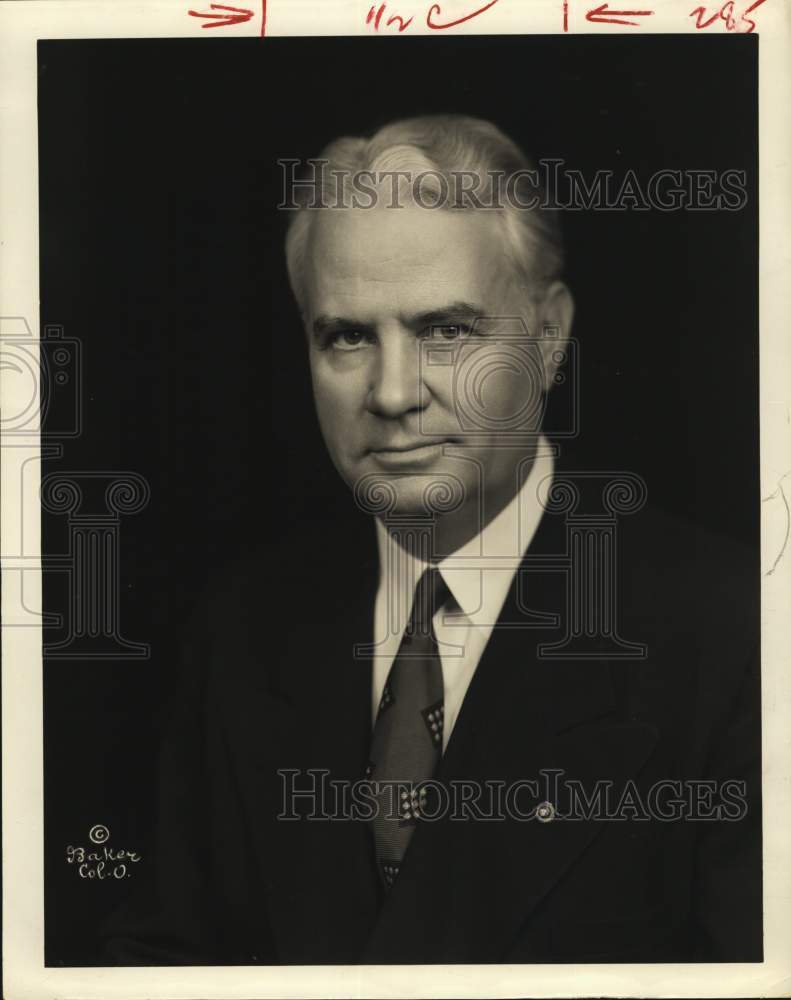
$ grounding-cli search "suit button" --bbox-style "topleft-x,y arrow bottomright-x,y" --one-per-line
536,801 -> 555,823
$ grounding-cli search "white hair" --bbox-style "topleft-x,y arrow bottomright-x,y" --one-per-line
284,114 -> 563,314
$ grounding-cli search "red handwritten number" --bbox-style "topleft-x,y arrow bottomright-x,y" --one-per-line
689,4 -> 719,25
690,0 -> 765,31
741,0 -> 767,31
389,12 -> 414,29
366,3 -> 414,30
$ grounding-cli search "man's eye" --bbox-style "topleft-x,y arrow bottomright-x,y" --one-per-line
427,324 -> 471,340
330,330 -> 369,351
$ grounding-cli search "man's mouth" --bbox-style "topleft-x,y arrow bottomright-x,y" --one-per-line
368,440 -> 453,468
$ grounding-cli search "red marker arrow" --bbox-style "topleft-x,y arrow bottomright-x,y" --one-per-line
586,2 -> 653,24
188,2 -> 254,27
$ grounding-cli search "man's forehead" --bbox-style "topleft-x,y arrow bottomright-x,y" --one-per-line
310,202 -> 500,251
304,204 -> 509,315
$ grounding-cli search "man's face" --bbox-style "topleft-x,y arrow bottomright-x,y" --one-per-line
302,203 -> 566,522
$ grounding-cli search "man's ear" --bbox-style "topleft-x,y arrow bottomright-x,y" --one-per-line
535,280 -> 574,393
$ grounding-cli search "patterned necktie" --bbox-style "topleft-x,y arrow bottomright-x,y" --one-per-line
367,566 -> 450,890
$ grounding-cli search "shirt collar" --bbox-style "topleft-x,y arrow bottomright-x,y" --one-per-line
374,439 -> 554,623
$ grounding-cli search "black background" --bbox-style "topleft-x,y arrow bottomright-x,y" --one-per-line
38,35 -> 758,964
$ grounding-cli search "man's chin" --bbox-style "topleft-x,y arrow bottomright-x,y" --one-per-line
351,469 -> 470,520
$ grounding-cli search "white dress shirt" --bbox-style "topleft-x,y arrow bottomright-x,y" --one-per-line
372,441 -> 554,751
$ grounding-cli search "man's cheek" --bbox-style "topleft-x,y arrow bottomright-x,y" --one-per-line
315,392 -> 362,456
452,368 -> 533,431
423,374 -> 459,425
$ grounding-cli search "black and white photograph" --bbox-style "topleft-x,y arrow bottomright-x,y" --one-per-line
2,4 -> 790,997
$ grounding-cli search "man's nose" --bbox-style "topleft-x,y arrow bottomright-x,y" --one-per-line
366,333 -> 425,418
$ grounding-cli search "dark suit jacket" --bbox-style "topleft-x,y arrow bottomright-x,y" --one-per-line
104,495 -> 761,965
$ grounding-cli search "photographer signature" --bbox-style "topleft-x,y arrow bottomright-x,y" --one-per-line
65,824 -> 142,881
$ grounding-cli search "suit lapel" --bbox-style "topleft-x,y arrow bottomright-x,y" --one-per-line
362,509 -> 659,962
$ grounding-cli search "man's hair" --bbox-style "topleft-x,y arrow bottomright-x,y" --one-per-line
284,114 -> 563,314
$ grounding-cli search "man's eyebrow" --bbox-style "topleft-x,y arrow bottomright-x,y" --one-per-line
409,302 -> 486,328
311,315 -> 374,337
311,302 -> 485,338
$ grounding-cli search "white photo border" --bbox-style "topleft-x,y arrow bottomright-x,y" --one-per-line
1,1 -> 790,997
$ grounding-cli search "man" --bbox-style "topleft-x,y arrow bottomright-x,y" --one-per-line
105,115 -> 761,965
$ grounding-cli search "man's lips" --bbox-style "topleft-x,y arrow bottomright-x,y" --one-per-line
366,439 -> 459,468
367,437 -> 458,454
371,442 -> 441,454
